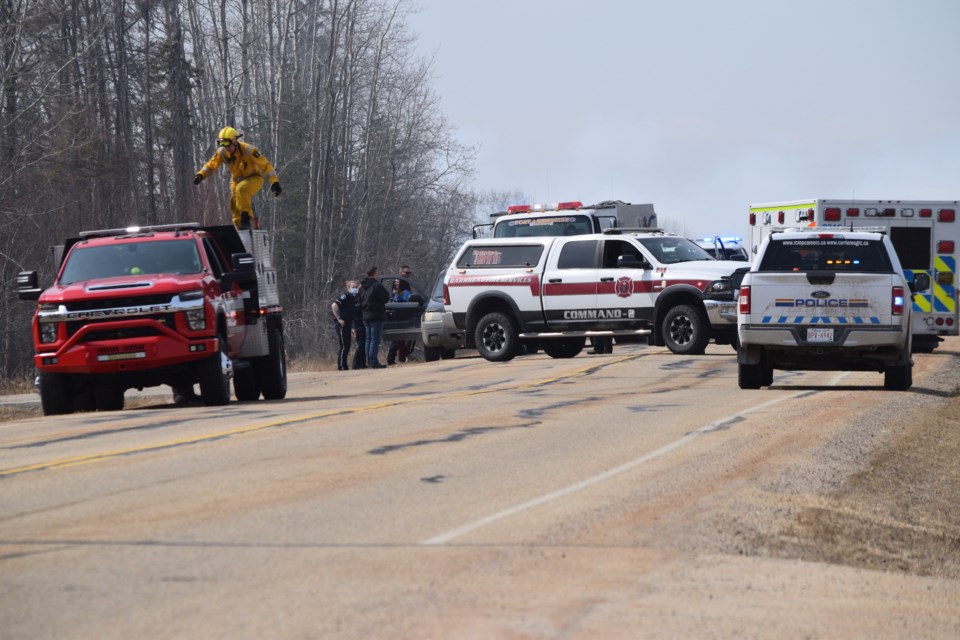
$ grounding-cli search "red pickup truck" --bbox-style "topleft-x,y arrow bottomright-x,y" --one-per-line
17,223 -> 286,415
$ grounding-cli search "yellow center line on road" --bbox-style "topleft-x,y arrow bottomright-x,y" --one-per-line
0,354 -> 644,479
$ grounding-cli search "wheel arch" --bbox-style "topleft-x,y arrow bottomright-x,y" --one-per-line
465,294 -> 524,348
652,287 -> 706,347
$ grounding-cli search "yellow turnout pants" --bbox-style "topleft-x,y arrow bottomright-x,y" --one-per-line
229,174 -> 264,228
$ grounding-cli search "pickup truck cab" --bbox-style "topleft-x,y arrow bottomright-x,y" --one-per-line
445,232 -> 742,361
737,229 -> 929,390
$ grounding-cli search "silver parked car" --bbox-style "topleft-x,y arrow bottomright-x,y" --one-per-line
421,271 -> 463,361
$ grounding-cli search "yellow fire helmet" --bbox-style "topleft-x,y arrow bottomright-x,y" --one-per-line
216,126 -> 240,146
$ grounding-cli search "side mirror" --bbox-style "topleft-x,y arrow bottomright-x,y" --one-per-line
222,270 -> 257,287
617,255 -> 650,270
231,252 -> 255,272
910,272 -> 931,293
17,270 -> 42,301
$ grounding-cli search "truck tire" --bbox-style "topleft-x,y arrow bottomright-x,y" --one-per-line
762,364 -> 774,387
475,312 -> 519,362
233,365 -> 260,401
662,304 -> 710,355
256,322 -> 287,400
738,362 -> 763,389
884,363 -> 912,391
94,385 -> 125,411
39,372 -> 74,416
542,337 -> 586,359
423,345 -> 440,362
198,334 -> 232,406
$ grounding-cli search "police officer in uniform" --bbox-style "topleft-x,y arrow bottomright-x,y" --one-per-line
331,280 -> 359,371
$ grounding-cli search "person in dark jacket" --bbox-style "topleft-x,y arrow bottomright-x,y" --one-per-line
357,266 -> 390,368
331,279 -> 359,371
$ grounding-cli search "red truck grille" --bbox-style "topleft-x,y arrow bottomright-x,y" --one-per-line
68,315 -> 176,341
65,294 -> 173,311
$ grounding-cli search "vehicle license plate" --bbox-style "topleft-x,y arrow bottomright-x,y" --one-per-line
807,327 -> 834,342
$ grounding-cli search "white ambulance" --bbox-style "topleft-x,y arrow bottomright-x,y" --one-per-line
747,199 -> 958,352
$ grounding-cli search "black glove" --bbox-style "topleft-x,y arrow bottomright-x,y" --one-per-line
271,182 -> 282,196
193,174 -> 203,185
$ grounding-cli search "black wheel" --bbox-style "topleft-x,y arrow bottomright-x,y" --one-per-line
39,372 -> 74,416
198,334 -> 232,406
94,385 -> 125,411
474,312 -> 519,362
662,304 -> 710,355
256,322 -> 287,400
439,347 -> 457,360
73,387 -> 96,412
738,362 -> 763,389
423,345 -> 440,362
233,365 -> 260,401
911,336 -> 939,353
761,364 -> 774,387
542,337 -> 586,359
884,363 -> 912,391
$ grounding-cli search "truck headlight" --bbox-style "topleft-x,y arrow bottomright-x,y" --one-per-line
40,322 -> 58,343
704,280 -> 733,300
185,309 -> 206,331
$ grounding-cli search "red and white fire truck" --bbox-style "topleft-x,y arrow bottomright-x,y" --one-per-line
747,199 -> 958,352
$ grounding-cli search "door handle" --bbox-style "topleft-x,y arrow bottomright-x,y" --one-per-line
548,278 -> 562,283
600,277 -> 614,282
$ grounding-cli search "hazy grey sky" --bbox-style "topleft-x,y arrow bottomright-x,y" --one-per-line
407,0 -> 960,237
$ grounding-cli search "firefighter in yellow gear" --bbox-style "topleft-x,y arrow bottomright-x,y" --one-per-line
193,126 -> 282,229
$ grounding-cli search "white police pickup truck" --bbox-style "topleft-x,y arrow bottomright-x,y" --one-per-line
444,232 -> 743,361
737,229 -> 930,390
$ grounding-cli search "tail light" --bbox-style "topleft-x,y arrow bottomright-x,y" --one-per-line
846,207 -> 860,217
882,208 -> 896,217
919,209 -> 933,218
892,286 -> 905,316
749,213 -> 756,225
443,283 -> 450,305
939,208 -> 956,222
824,207 -> 841,221
938,240 -> 955,254
777,211 -> 785,224
738,286 -> 751,314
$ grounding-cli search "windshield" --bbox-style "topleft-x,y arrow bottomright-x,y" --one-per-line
494,215 -> 594,238
59,239 -> 204,284
635,237 -> 715,264
759,238 -> 894,273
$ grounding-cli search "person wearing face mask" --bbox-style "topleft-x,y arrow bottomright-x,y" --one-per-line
331,279 -> 360,371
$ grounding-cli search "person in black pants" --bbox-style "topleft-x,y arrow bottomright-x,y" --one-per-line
331,279 -> 359,370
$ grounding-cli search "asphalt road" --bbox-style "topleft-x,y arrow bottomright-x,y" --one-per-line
1,341 -> 959,638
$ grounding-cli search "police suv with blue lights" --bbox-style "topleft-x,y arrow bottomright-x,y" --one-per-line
747,199 -> 958,352
737,228 -> 927,391
443,231 -> 743,361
